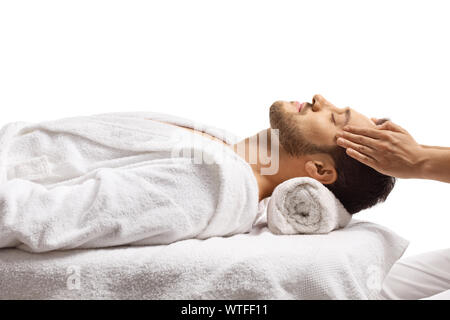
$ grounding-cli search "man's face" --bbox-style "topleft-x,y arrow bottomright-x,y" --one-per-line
269,94 -> 375,156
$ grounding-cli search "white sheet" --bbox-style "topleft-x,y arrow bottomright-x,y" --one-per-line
0,219 -> 409,299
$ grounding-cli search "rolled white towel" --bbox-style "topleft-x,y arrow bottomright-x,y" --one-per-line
267,177 -> 352,235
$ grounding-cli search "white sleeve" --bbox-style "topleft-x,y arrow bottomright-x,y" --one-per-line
423,289 -> 450,300
381,248 -> 450,299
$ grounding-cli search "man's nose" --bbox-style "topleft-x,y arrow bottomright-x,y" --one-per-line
312,94 -> 325,111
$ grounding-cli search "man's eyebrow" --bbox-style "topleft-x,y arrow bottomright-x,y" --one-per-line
344,109 -> 351,126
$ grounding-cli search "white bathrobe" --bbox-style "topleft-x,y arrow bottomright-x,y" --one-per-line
0,112 -> 259,252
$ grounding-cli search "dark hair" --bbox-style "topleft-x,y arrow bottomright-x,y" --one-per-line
323,146 -> 396,214
321,119 -> 396,214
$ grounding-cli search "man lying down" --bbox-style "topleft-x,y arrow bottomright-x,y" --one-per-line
0,94 -> 395,252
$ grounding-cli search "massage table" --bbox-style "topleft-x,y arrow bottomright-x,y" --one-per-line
0,219 -> 408,300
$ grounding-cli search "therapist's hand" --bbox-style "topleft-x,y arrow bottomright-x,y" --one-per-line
335,120 -> 425,179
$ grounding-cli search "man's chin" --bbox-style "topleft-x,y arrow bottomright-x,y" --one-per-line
269,101 -> 284,112
269,102 -> 286,128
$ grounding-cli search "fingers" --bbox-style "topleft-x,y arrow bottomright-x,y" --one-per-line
342,125 -> 388,140
377,120 -> 406,133
345,148 -> 377,168
336,136 -> 376,157
337,130 -> 381,149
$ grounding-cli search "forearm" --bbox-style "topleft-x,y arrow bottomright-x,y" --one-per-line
420,144 -> 450,151
417,145 -> 450,183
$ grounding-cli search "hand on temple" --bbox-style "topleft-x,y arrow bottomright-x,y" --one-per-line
335,119 -> 450,183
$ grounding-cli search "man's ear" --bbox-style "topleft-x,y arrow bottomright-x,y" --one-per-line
304,160 -> 337,184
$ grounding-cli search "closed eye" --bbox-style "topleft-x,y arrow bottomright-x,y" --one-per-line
331,113 -> 336,125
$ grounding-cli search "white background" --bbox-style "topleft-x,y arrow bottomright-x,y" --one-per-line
1,0 -> 448,257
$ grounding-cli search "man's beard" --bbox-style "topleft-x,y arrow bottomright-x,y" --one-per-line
269,101 -> 324,157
